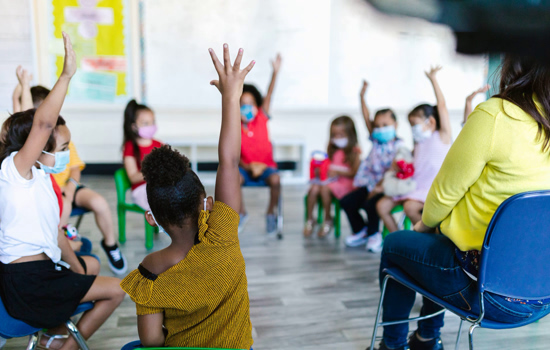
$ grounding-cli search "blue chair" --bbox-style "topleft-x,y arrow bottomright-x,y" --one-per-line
0,298 -> 94,350
121,340 -> 245,349
369,190 -> 550,350
71,206 -> 91,230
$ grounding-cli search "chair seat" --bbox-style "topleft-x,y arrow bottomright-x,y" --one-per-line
385,267 -> 547,329
70,207 -> 90,217
120,203 -> 146,214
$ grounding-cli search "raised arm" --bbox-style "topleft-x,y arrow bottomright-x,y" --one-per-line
14,32 -> 76,178
425,66 -> 452,143
209,45 -> 255,212
16,66 -> 33,111
464,84 -> 490,124
359,80 -> 373,134
262,53 -> 281,115
12,83 -> 22,113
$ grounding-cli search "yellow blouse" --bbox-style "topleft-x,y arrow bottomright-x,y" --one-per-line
121,201 -> 253,349
423,97 -> 550,251
52,141 -> 85,186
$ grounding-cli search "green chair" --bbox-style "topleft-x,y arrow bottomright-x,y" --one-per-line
114,168 -> 157,250
381,204 -> 412,238
303,195 -> 342,238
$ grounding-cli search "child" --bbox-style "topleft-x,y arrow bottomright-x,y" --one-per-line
464,84 -> 490,125
23,85 -> 127,275
122,99 -> 162,211
342,80 -> 404,252
377,66 -> 452,232
0,33 -> 124,350
239,53 -> 282,234
121,44 -> 254,349
304,115 -> 361,237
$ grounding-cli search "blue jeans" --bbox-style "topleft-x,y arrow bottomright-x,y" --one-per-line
380,231 -> 550,348
239,166 -> 278,186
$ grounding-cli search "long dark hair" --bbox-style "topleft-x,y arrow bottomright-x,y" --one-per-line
327,115 -> 359,165
0,109 -> 66,164
409,104 -> 441,130
123,99 -> 152,166
496,55 -> 550,152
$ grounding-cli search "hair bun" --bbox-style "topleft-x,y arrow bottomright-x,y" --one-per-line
142,145 -> 190,187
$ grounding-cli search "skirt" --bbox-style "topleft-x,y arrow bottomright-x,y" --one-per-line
0,259 -> 96,328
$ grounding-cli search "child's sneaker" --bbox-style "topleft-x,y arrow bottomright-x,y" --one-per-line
345,228 -> 368,247
266,214 -> 278,235
366,232 -> 383,253
101,240 -> 128,275
238,213 -> 249,233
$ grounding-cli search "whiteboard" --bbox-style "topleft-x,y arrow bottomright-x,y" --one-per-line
143,0 -> 486,111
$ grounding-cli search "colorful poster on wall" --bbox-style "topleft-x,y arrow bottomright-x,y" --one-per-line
49,0 -> 132,103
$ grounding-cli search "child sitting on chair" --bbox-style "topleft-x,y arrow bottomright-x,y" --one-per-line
238,54 -> 282,235
121,44 -> 254,349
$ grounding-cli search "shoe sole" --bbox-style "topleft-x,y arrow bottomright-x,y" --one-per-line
106,254 -> 128,275
345,238 -> 369,247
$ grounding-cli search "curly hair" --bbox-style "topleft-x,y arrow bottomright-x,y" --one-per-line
0,109 -> 66,164
142,145 -> 206,230
242,84 -> 263,107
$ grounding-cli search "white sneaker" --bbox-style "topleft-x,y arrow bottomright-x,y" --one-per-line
366,232 -> 383,253
345,228 -> 368,247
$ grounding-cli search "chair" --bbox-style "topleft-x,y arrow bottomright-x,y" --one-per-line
121,340 -> 243,350
70,206 -> 91,230
381,205 -> 412,238
242,182 -> 283,240
369,190 -> 550,350
303,195 -> 342,238
0,299 -> 94,350
114,168 -> 157,250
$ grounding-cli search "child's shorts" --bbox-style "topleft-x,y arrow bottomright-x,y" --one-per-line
239,167 -> 278,187
0,259 -> 96,328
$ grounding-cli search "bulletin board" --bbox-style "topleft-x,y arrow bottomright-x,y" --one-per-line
47,0 -> 133,103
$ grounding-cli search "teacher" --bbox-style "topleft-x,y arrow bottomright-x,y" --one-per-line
372,55 -> 550,350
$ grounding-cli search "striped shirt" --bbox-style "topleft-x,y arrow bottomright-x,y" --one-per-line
121,201 -> 253,349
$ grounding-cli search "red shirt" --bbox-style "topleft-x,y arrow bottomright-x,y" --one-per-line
123,139 -> 162,190
240,109 -> 276,168
51,174 -> 63,219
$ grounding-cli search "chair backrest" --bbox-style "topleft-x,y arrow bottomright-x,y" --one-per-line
114,168 -> 132,204
479,190 -> 550,300
0,296 -> 40,339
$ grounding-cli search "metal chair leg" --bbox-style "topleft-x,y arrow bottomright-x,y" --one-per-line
277,192 -> 283,240
370,275 -> 390,350
75,215 -> 84,230
66,319 -> 90,350
455,319 -> 464,350
468,323 -> 478,350
25,333 -> 39,350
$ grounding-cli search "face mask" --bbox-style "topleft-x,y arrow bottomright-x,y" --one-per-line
240,104 -> 255,122
412,121 -> 433,143
148,210 -> 168,236
371,125 -> 396,143
203,198 -> 207,211
37,150 -> 70,174
332,137 -> 348,149
138,125 -> 157,139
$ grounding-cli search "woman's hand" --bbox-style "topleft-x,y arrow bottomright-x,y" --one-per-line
413,220 -> 437,233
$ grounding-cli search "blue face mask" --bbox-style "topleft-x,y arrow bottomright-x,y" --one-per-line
240,104 -> 255,122
37,150 -> 70,174
371,125 -> 396,143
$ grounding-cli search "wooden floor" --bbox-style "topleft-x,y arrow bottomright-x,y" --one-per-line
4,176 -> 550,350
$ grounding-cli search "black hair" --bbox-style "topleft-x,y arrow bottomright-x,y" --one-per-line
242,84 -> 263,107
409,104 -> 441,130
142,145 -> 206,230
30,86 -> 51,108
123,99 -> 152,166
0,109 -> 66,164
374,108 -> 397,122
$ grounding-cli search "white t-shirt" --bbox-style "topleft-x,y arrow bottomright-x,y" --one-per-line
0,152 -> 61,264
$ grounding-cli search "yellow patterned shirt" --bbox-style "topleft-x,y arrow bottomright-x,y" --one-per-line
52,141 -> 85,186
121,201 -> 253,349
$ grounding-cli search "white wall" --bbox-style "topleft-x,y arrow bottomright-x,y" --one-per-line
0,0 -> 488,172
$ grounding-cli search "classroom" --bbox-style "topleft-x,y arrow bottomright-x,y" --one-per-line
1,1 -> 550,349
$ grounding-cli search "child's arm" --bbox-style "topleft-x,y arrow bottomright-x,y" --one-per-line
124,156 -> 145,184
209,45 -> 255,212
425,66 -> 452,144
62,167 -> 82,203
464,84 -> 490,124
328,153 -> 361,178
360,80 -> 373,134
14,32 -> 76,178
57,229 -> 85,274
262,53 -> 281,115
12,83 -> 22,113
16,66 -> 33,111
138,314 -> 165,347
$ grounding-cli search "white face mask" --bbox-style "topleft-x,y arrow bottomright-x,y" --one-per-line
411,121 -> 433,143
148,210 -> 168,236
331,137 -> 348,148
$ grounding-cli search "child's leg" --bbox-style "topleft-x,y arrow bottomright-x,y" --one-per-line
320,185 -> 333,221
403,200 -> 424,225
80,256 -> 100,276
363,193 -> 385,235
265,172 -> 281,215
306,184 -> 321,221
340,187 -> 368,234
74,188 -> 116,246
58,276 -> 125,350
377,196 -> 399,233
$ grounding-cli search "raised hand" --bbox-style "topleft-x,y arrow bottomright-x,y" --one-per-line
61,32 -> 77,79
209,44 -> 255,99
360,80 -> 368,97
15,66 -> 32,87
425,65 -> 442,80
467,84 -> 491,101
272,53 -> 282,73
